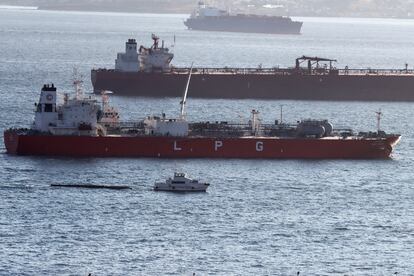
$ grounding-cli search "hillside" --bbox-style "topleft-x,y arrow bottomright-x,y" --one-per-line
1,0 -> 414,18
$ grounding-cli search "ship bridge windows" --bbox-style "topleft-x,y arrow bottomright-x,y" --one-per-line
44,103 -> 54,112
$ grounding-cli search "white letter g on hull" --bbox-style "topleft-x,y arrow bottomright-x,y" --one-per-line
256,141 -> 263,152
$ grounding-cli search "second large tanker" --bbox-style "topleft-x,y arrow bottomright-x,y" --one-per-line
92,35 -> 414,101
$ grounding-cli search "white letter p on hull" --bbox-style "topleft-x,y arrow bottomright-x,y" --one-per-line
215,140 -> 223,151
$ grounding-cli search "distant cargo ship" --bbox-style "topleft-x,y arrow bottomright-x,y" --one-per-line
183,2 -> 303,34
91,35 -> 414,101
4,80 -> 401,159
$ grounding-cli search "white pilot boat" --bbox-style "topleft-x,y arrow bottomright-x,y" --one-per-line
154,172 -> 210,192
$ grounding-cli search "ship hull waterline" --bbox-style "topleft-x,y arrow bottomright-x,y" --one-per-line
4,131 -> 400,159
91,70 -> 414,101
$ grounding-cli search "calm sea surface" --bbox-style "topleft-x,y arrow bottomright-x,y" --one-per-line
1,8 -> 414,275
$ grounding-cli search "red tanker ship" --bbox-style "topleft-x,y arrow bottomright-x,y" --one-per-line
4,77 -> 400,159
91,35 -> 414,101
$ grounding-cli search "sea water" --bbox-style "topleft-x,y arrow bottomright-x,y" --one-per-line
0,9 -> 413,275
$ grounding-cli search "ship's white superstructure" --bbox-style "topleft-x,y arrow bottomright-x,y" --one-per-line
33,84 -> 58,132
144,116 -> 189,136
33,83 -> 107,136
99,91 -> 119,126
115,39 -> 140,72
191,1 -> 228,18
143,62 -> 193,137
115,34 -> 173,73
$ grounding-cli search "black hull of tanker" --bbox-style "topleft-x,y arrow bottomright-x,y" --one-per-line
91,69 -> 414,101
184,16 -> 302,34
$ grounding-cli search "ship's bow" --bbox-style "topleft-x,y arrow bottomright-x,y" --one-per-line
387,134 -> 402,150
380,134 -> 402,158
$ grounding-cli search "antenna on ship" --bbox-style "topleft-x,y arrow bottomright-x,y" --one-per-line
101,90 -> 113,111
172,34 -> 176,47
72,67 -> 84,100
375,109 -> 382,133
180,62 -> 194,120
280,104 -> 284,124
170,35 -> 176,53
151,33 -> 159,49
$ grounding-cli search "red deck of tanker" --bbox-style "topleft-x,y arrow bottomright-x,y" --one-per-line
4,130 -> 400,159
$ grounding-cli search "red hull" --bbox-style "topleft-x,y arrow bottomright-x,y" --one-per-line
91,69 -> 414,101
4,130 -> 400,159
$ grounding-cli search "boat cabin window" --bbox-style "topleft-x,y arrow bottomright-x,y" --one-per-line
174,173 -> 185,177
44,103 -> 53,112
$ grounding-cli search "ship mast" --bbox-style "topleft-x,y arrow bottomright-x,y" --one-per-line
72,68 -> 84,100
180,63 -> 194,120
375,109 -> 382,132
74,79 -> 83,100
101,90 -> 113,111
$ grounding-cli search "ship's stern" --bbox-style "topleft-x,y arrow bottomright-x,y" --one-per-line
91,69 -> 99,93
3,129 -> 20,154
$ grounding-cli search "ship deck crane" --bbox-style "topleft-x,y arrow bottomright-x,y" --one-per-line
180,63 -> 194,120
295,56 -> 337,74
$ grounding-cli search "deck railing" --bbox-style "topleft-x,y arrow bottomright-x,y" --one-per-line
94,67 -> 414,76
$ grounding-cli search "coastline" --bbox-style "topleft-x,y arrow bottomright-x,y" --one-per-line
0,5 -> 37,10
1,4 -> 414,19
